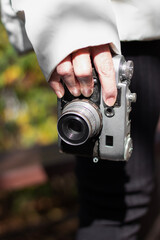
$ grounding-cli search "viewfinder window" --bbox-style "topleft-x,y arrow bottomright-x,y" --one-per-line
106,135 -> 113,146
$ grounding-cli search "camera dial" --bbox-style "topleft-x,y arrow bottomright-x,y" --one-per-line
121,60 -> 134,81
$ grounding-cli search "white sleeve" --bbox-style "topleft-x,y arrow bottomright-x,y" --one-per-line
1,0 -> 32,53
11,0 -> 121,81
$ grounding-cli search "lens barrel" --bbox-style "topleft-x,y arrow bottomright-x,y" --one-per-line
57,99 -> 102,146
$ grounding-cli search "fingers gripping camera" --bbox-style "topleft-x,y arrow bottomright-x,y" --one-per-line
57,55 -> 136,161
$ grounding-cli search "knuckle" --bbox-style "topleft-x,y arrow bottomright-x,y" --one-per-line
98,63 -> 115,78
75,66 -> 92,79
56,62 -> 73,77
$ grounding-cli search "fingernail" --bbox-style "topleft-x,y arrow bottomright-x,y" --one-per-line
56,91 -> 63,98
106,97 -> 116,106
71,87 -> 81,97
82,88 -> 93,97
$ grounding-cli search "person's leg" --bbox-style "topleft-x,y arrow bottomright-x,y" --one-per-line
75,41 -> 160,240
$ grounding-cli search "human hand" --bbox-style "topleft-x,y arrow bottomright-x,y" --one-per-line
49,44 -> 117,106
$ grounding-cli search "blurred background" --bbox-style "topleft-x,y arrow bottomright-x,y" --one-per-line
1,20 -> 160,240
0,22 -> 78,240
0,23 -> 58,150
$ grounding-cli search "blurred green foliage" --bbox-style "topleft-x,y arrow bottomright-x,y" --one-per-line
0,23 -> 58,151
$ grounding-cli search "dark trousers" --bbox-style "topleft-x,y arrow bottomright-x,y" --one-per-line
76,41 -> 160,240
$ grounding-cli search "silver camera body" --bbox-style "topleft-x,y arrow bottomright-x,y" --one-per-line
57,55 -> 136,161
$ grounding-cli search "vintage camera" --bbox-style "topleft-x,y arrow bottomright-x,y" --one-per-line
57,55 -> 136,162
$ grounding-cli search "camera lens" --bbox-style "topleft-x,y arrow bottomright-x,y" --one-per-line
57,100 -> 102,146
58,114 -> 89,145
68,119 -> 82,133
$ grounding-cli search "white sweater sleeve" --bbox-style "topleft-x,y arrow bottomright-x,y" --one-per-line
1,0 -> 32,53
11,0 -> 120,81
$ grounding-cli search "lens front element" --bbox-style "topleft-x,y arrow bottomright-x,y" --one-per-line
58,114 -> 90,145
